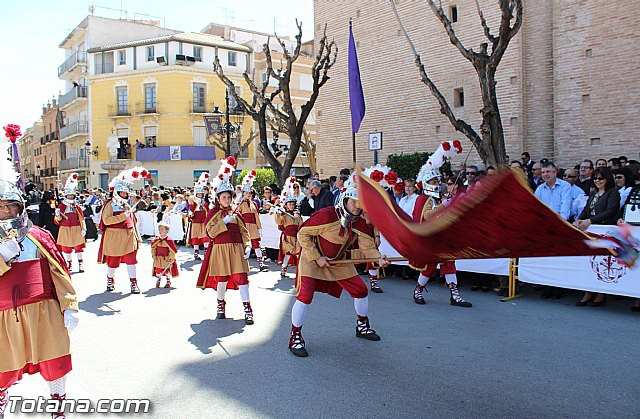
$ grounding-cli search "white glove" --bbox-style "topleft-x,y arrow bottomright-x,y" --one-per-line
81,229 -> 86,237
55,208 -> 62,216
244,245 -> 252,259
0,239 -> 20,263
223,214 -> 236,224
64,310 -> 79,334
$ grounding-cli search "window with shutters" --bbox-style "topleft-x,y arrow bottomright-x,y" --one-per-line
193,126 -> 207,146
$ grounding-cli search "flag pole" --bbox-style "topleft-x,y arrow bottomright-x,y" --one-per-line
350,18 -> 356,165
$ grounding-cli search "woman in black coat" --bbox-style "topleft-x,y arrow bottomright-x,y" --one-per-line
573,167 -> 620,306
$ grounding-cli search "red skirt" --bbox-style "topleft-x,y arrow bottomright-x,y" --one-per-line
250,238 -> 261,249
295,275 -> 368,304
103,250 -> 138,268
0,354 -> 72,388
57,244 -> 85,253
154,264 -> 179,277
190,237 -> 210,246
201,273 -> 249,290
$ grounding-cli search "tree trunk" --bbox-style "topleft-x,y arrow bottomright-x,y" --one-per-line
256,107 -> 284,184
477,66 -> 507,167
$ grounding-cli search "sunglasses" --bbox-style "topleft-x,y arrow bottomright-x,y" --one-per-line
593,176 -> 605,181
293,186 -> 300,189
564,175 -> 577,178
466,172 -> 477,175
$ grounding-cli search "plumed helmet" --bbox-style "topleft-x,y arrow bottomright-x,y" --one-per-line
0,124 -> 29,242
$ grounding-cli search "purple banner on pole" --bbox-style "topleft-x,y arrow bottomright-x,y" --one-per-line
348,24 -> 365,133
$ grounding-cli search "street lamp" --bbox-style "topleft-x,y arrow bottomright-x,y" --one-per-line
213,90 -> 244,158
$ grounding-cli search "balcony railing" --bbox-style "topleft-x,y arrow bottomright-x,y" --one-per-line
43,132 -> 59,143
59,156 -> 89,171
60,121 -> 89,140
94,63 -> 114,75
58,51 -> 87,77
40,167 -> 58,177
135,101 -> 159,115
108,105 -> 131,117
190,101 -> 215,114
58,86 -> 87,108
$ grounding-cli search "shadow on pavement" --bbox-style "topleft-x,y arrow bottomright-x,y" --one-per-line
179,258 -> 202,272
142,287 -> 173,298
188,318 -> 247,355
79,291 -> 128,316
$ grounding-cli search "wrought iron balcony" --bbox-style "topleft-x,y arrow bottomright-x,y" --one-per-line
58,86 -> 87,108
58,51 -> 87,77
108,105 -> 131,117
60,121 -> 89,140
135,101 -> 159,115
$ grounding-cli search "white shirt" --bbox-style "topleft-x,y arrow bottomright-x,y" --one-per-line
399,194 -> 418,216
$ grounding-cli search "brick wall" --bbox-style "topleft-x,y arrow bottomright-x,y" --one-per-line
313,0 -> 640,176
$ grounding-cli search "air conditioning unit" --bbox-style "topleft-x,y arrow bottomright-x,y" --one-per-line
185,56 -> 196,66
175,54 -> 186,65
156,56 -> 167,66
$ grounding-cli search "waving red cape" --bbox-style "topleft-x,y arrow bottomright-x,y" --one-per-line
358,169 -> 615,267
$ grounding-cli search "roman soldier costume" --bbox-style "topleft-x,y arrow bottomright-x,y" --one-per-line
0,128 -> 79,419
238,170 -> 267,271
358,165 -> 400,293
188,173 -> 210,260
151,222 -> 179,288
196,157 -> 255,325
411,142 -> 472,308
54,172 -> 86,273
275,177 -> 303,278
98,167 -> 148,294
288,180 -> 389,357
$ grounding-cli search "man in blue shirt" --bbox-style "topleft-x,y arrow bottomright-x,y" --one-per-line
535,161 -> 572,220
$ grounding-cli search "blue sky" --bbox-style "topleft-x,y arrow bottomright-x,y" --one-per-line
0,0 -> 314,131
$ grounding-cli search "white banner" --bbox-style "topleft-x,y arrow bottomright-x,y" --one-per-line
136,211 -> 157,237
519,225 -> 640,298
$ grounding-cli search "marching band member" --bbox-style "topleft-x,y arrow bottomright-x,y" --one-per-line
288,179 -> 390,357
188,173 -> 211,260
274,177 -> 303,278
197,157 -> 255,325
411,142 -> 472,308
238,170 -> 268,271
98,167 -> 149,294
54,173 -> 86,273
0,128 -> 79,419
151,221 -> 179,288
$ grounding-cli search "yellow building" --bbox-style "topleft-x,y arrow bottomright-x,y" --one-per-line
87,32 -> 254,189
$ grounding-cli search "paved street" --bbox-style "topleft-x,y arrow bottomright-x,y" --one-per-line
11,238 -> 640,419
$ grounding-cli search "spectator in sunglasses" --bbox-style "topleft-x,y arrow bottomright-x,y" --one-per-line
574,167 -> 620,307
613,167 -> 635,207
464,165 -> 480,190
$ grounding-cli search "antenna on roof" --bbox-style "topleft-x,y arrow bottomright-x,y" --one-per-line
133,12 -> 166,27
87,4 -> 127,19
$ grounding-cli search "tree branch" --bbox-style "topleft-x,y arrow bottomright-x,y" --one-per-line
424,0 -> 476,62
489,0 -> 523,67
474,0 -> 498,47
390,0 -> 482,149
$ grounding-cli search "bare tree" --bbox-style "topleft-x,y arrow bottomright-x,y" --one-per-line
215,21 -> 336,186
390,0 -> 523,166
206,127 -> 256,160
